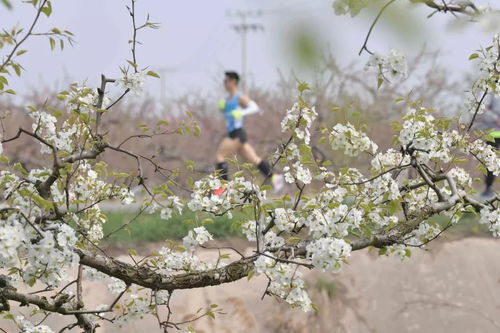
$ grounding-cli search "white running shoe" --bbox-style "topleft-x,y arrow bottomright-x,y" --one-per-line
272,174 -> 285,193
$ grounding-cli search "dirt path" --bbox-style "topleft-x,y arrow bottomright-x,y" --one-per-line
2,237 -> 500,333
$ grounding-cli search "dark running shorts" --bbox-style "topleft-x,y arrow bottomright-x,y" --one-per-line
228,128 -> 247,144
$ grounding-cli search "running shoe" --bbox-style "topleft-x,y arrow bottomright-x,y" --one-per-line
272,174 -> 285,193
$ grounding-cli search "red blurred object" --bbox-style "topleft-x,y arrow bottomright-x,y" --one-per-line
212,186 -> 227,196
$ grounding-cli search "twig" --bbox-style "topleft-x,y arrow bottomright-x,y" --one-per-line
358,0 -> 397,56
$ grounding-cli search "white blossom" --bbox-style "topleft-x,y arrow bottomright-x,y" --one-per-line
116,71 -> 146,95
365,49 -> 408,81
183,226 -> 213,249
480,207 -> 500,237
306,238 -> 351,272
330,123 -> 378,156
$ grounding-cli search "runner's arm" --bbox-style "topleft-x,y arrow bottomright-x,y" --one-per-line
233,94 -> 259,118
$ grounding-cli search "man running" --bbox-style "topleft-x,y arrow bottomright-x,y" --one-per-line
479,94 -> 500,198
214,71 -> 284,192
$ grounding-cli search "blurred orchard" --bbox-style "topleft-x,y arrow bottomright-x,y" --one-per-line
0,0 -> 500,332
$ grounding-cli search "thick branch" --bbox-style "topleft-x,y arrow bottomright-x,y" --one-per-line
0,277 -> 98,332
77,250 -> 255,291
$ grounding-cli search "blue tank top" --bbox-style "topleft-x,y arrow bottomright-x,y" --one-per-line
223,93 -> 243,133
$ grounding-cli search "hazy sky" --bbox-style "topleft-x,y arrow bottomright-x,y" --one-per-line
0,0 -> 494,103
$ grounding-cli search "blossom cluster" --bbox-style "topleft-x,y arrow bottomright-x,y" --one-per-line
15,315 -> 54,333
30,111 -> 76,154
468,139 -> 500,176
254,254 -> 313,311
114,294 -> 151,326
274,208 -> 301,232
279,101 -> 318,186
398,108 -> 461,164
116,71 -> 147,95
240,220 -> 257,241
183,226 -> 214,249
365,49 -> 408,82
306,238 -> 351,273
280,102 -> 317,145
64,85 -> 106,114
406,222 -> 441,247
371,148 -> 410,172
330,123 -> 378,156
283,162 -> 312,184
143,195 -> 183,220
479,207 -> 500,237
155,247 -> 212,273
468,35 -> 500,102
187,175 -> 265,217
362,173 -> 401,204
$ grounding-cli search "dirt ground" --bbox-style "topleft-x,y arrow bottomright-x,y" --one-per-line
2,237 -> 500,333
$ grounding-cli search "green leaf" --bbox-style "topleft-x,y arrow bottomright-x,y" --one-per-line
49,37 -> 55,50
3,313 -> 14,320
127,249 -> 138,256
297,81 -> 310,93
202,218 -> 214,225
13,64 -> 21,76
156,120 -> 169,126
16,49 -> 27,56
41,1 -> 52,16
27,277 -> 36,287
468,53 -> 479,60
377,76 -> 384,89
1,0 -> 12,9
146,70 -> 160,78
287,236 -> 301,245
127,60 -> 138,69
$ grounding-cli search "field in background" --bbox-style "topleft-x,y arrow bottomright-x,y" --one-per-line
102,209 -> 248,243
102,209 -> 490,245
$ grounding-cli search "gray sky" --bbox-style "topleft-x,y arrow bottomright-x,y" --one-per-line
0,0 -> 495,103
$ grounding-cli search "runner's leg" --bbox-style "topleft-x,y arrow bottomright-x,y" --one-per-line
215,137 -> 242,180
239,142 -> 284,192
239,143 -> 273,177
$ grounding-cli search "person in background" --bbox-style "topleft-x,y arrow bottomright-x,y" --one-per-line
214,71 -> 284,194
479,94 -> 500,198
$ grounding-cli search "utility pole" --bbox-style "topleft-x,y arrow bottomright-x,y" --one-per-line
157,67 -> 176,102
227,9 -> 264,91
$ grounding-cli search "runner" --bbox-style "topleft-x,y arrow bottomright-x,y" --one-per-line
214,71 -> 284,193
479,94 -> 500,198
